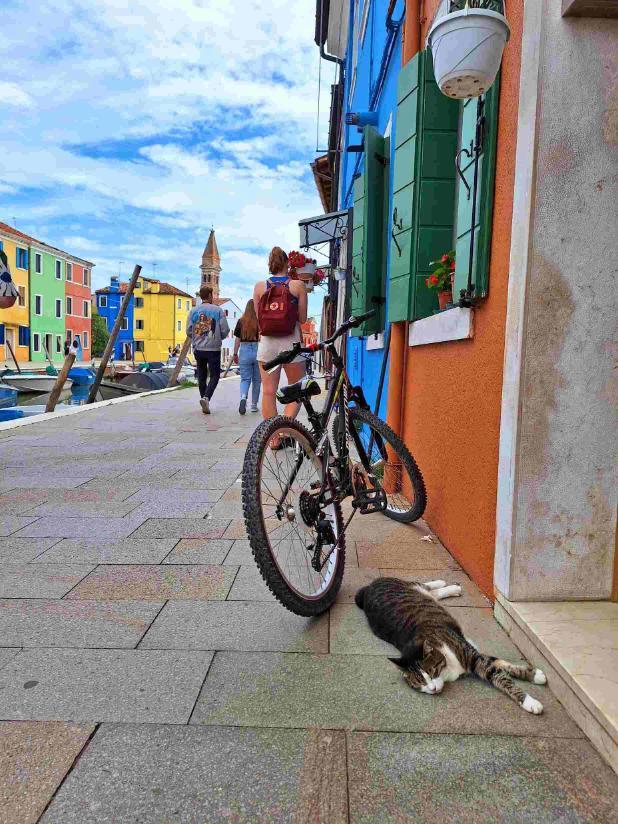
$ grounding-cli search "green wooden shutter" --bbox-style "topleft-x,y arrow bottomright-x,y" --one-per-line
453,77 -> 500,301
351,125 -> 386,336
388,51 -> 458,322
389,54 -> 421,323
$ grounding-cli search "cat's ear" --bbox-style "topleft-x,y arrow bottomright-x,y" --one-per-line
387,657 -> 409,671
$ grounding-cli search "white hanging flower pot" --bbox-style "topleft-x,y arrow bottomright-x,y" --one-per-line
428,1 -> 510,99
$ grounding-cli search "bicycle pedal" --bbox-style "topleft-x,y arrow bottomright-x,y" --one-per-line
352,487 -> 387,515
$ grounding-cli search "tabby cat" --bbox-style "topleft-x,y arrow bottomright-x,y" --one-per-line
355,577 -> 547,714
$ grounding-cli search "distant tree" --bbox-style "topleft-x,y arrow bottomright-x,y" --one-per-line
92,312 -> 109,357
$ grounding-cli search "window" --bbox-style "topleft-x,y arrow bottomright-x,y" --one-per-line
121,318 -> 129,331
186,300 -> 190,311
83,269 -> 89,287
135,281 -> 142,289
66,296 -> 73,315
225,309 -> 229,316
16,248 -> 28,269
56,335 -> 62,354
83,331 -> 88,349
34,252 -> 42,274
83,300 -> 89,318
0,240 -> 3,251
35,295 -> 42,316
33,333 -> 40,352
55,260 -> 62,279
135,340 -> 145,352
55,298 -> 62,319
66,328 -> 73,344
135,319 -> 144,330
18,326 -> 29,347
18,286 -> 26,307
135,297 -> 144,308
177,320 -> 181,331
177,298 -> 181,309
99,295 -> 107,308
66,263 -> 72,281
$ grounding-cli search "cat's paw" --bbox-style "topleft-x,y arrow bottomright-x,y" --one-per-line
532,669 -> 547,685
522,694 -> 543,714
449,584 -> 462,597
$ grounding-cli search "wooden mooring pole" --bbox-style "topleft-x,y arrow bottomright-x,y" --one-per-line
167,335 -> 192,386
6,340 -> 21,373
87,264 -> 142,404
45,350 -> 76,413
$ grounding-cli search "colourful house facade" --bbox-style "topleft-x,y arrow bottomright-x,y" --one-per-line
95,277 -> 134,360
0,223 -> 31,363
65,260 -> 92,361
29,243 -> 69,363
132,277 -> 192,362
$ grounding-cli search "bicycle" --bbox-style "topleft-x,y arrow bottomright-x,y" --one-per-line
242,309 -> 427,616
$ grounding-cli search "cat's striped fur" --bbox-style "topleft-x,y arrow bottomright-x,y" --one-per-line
355,577 -> 547,713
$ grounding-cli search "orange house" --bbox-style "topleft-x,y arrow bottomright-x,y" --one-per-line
65,260 -> 93,361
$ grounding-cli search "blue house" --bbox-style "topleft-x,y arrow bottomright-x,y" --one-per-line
95,276 -> 134,360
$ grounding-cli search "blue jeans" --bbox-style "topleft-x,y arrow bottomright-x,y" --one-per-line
239,342 -> 261,407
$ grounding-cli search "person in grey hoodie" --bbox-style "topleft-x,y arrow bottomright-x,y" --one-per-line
186,285 -> 230,414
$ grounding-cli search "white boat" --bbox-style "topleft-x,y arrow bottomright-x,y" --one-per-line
1,373 -> 73,394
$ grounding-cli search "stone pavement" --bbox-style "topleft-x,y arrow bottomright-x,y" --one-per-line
0,379 -> 616,823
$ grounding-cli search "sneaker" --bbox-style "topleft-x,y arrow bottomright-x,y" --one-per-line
250,406 -> 259,412
239,397 -> 247,415
200,396 -> 210,414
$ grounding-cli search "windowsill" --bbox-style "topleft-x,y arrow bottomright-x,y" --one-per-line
366,332 -> 385,351
408,307 -> 474,347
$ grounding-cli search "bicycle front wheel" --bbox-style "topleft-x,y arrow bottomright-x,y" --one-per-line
242,416 -> 345,616
347,406 -> 427,523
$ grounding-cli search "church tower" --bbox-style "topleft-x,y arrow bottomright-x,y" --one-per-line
200,229 -> 221,301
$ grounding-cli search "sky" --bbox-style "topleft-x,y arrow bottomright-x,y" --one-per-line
0,0 -> 336,313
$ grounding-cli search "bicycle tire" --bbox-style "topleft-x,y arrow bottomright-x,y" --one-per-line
348,406 -> 427,523
242,415 -> 345,616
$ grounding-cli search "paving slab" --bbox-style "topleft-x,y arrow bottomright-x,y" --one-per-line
126,487 -> 224,504
0,517 -> 38,537
336,567 -> 381,602
33,538 -> 179,564
0,564 -> 95,598
141,601 -> 328,653
0,648 -> 21,671
0,538 -> 61,564
221,519 -> 250,539
226,564 -> 275,600
191,652 -> 580,738
24,501 -> 142,518
0,599 -> 163,648
223,539 -> 253,565
207,500 -> 245,519
379,569 -> 491,607
127,501 -> 214,519
357,540 -> 460,569
347,732 -> 618,823
329,605 -> 526,660
0,649 -> 214,723
66,564 -> 237,601
0,721 -> 95,824
130,517 -> 231,539
162,539 -> 233,564
42,724 -> 347,824
13,516 -> 146,540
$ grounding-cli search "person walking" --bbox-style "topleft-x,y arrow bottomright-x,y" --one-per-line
254,247 -> 307,447
186,285 -> 229,414
233,299 -> 261,415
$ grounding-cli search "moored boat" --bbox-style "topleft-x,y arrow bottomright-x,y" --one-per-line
1,373 -> 73,394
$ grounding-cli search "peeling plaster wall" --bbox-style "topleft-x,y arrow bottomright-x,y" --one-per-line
496,1 -> 618,600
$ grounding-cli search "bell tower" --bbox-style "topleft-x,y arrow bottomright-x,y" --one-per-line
200,229 -> 221,301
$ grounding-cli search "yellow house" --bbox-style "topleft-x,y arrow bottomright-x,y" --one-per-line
0,223 -> 31,363
133,276 -> 192,361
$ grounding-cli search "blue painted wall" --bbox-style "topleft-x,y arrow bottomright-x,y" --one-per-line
340,0 -> 404,418
95,276 -> 134,359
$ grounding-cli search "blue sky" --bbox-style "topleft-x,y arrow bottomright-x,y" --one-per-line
0,0 -> 336,311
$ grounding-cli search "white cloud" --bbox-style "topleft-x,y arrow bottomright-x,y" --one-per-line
0,81 -> 33,108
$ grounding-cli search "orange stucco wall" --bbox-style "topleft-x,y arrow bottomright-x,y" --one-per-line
397,1 -> 523,598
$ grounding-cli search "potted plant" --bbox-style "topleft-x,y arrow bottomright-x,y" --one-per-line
427,1 -> 510,99
426,251 -> 456,311
288,251 -> 325,292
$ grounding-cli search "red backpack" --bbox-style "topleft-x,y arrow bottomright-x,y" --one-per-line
258,278 -> 299,336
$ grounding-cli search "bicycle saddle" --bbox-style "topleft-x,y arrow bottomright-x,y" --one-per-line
277,377 -> 322,404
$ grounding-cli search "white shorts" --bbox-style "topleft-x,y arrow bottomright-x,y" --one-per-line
257,327 -> 304,365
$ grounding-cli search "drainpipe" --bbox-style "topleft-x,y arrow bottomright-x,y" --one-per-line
385,0 -> 421,440
319,0 -> 343,66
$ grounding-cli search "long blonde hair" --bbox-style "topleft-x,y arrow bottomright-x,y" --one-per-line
239,298 -> 259,340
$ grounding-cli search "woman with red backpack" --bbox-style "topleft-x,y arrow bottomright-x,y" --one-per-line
254,247 -> 308,442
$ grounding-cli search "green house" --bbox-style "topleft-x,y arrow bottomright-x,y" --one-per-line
29,243 -> 67,363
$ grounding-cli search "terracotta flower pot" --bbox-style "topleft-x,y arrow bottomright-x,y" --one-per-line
438,290 -> 452,311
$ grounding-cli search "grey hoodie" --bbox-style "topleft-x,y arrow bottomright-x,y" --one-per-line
186,303 -> 230,351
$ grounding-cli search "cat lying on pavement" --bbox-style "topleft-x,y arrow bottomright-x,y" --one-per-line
355,577 -> 547,714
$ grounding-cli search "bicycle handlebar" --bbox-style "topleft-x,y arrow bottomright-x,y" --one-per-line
262,309 -> 377,371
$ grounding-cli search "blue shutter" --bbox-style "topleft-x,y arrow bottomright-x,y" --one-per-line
0,324 -> 4,345
18,326 -> 30,347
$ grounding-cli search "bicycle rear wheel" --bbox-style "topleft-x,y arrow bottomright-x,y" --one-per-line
347,406 -> 426,523
242,416 -> 345,616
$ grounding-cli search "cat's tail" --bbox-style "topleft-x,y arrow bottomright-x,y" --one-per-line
354,587 -> 367,609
